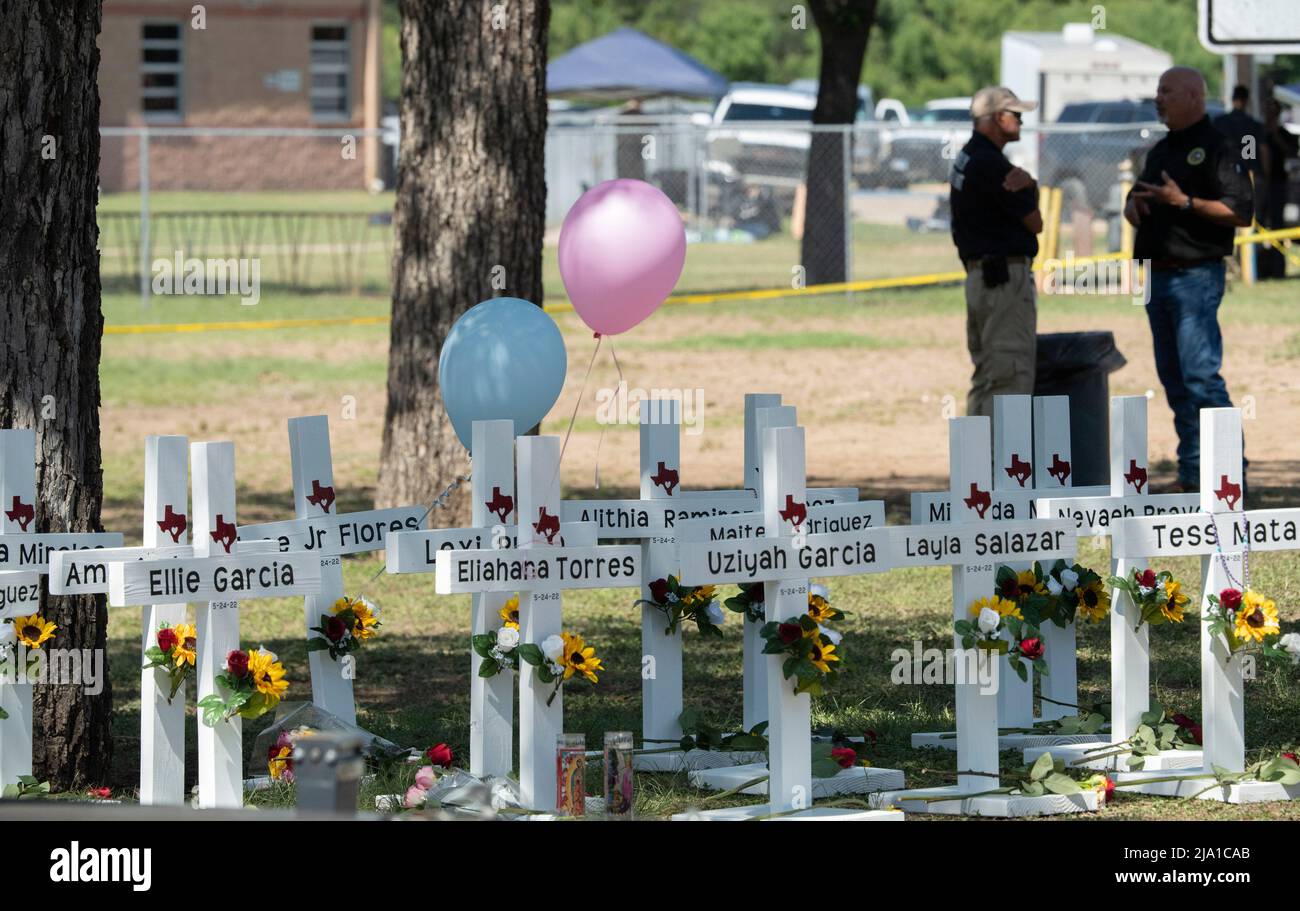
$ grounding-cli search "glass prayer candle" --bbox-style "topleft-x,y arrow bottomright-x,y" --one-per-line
603,731 -> 634,818
555,733 -> 586,816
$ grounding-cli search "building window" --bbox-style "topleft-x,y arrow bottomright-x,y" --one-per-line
310,24 -> 350,120
141,22 -> 183,120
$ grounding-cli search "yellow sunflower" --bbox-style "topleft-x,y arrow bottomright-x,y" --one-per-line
1013,569 -> 1044,600
559,631 -> 603,684
807,593 -> 834,623
499,596 -> 520,630
970,595 -> 1022,622
14,614 -> 57,649
684,584 -> 717,609
268,745 -> 292,780
808,635 -> 840,673
350,599 -> 379,641
247,648 -> 289,700
1077,580 -> 1112,624
1161,581 -> 1190,623
1233,591 -> 1280,644
171,623 -> 198,668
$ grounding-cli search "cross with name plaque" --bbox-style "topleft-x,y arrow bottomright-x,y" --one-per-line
874,417 -> 1099,817
672,421 -> 903,820
106,441 -> 323,809
433,435 -> 640,812
1025,395 -> 1201,771
386,420 -> 595,781
0,428 -> 122,786
1108,407 -> 1300,802
237,415 -> 426,726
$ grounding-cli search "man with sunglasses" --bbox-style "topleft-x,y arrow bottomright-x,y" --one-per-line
950,86 -> 1043,419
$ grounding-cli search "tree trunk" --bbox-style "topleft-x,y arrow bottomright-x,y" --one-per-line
801,0 -> 876,286
379,0 -> 550,519
0,0 -> 110,788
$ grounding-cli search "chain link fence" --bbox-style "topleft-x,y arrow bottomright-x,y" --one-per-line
101,118 -> 1290,306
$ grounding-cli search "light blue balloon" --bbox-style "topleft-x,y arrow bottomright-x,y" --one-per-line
438,297 -> 568,451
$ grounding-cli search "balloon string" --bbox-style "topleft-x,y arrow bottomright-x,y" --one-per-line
552,333 -> 602,498
592,337 -> 627,490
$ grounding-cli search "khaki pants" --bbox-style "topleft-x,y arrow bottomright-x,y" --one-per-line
965,261 -> 1037,419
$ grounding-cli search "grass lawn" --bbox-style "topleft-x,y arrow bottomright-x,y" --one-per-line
86,263 -> 1300,819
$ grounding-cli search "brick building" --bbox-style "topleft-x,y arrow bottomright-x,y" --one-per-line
99,0 -> 383,192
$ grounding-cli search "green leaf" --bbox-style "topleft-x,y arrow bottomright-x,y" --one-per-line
306,638 -> 330,652
1043,773 -> 1083,795
477,659 -> 500,678
1029,751 -> 1055,781
517,644 -> 544,666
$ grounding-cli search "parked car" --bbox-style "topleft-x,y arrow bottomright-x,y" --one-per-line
879,98 -> 971,185
1038,98 -> 1225,213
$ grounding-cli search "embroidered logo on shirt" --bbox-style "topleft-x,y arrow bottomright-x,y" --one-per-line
1187,147 -> 1206,166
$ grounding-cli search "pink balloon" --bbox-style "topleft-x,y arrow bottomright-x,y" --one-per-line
558,179 -> 686,336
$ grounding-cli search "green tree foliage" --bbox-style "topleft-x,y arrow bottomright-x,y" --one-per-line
381,0 -> 1298,109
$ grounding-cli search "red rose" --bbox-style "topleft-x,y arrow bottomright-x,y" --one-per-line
1099,777 -> 1116,803
1284,752 -> 1299,765
1171,714 -> 1203,745
87,787 -> 111,799
325,616 -> 348,642
648,578 -> 670,604
831,746 -> 857,769
426,742 -> 453,768
156,627 -> 178,653
226,650 -> 250,679
1136,569 -> 1157,588
1219,588 -> 1243,612
778,623 -> 802,645
1018,638 -> 1044,661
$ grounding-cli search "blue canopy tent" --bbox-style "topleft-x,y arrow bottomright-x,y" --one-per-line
547,27 -> 729,100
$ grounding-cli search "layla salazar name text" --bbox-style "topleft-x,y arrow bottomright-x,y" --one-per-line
147,561 -> 298,597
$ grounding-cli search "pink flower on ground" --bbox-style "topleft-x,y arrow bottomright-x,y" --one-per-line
414,765 -> 437,790
404,785 -> 428,809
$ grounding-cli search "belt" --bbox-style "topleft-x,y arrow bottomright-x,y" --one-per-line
1149,256 -> 1220,272
963,255 -> 1029,272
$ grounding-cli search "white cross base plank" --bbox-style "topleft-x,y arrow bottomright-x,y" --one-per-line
671,803 -> 904,821
875,417 -> 1098,817
1107,408 -> 1300,801
1027,395 -> 1202,769
675,423 -> 904,820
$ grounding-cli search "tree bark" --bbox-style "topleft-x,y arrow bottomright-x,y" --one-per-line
0,0 -> 111,787
801,0 -> 877,286
379,0 -> 550,519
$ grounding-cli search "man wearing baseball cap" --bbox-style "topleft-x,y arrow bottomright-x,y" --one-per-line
950,86 -> 1044,418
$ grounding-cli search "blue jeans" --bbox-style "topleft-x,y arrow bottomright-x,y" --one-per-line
1145,261 -> 1233,487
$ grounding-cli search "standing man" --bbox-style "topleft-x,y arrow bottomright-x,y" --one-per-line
950,86 -> 1043,418
1126,67 -> 1253,492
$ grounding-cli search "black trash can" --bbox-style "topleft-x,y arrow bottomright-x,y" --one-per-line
1034,331 -> 1127,487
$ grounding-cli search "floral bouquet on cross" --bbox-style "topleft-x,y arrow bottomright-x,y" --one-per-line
759,584 -> 845,696
308,596 -> 381,661
954,595 -> 1047,682
197,647 -> 289,726
472,618 -> 524,677
1109,568 -> 1190,631
636,575 -> 725,637
0,614 -> 59,719
723,581 -> 765,623
999,560 -> 1110,627
141,621 -> 198,702
1205,586 -> 1299,665
518,631 -> 603,707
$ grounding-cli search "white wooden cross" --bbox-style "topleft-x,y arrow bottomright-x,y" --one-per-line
1110,407 -> 1300,802
672,421 -> 903,820
434,435 -> 640,811
875,417 -> 1099,816
107,441 -> 323,809
0,428 -> 123,786
237,415 -> 425,726
49,435 -> 193,804
1026,395 -> 1200,770
911,395 -> 1108,746
386,420 -> 594,781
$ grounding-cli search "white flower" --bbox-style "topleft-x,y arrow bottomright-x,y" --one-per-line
819,625 -> 842,646
488,647 -> 504,662
705,601 -> 726,626
666,592 -> 679,603
810,583 -> 830,602
1279,633 -> 1300,664
496,626 -> 520,650
1060,569 -> 1079,591
1138,584 -> 1155,598
1046,576 -> 1063,597
541,635 -> 565,662
977,607 -> 1001,635
257,646 -> 278,663
546,660 -> 562,677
